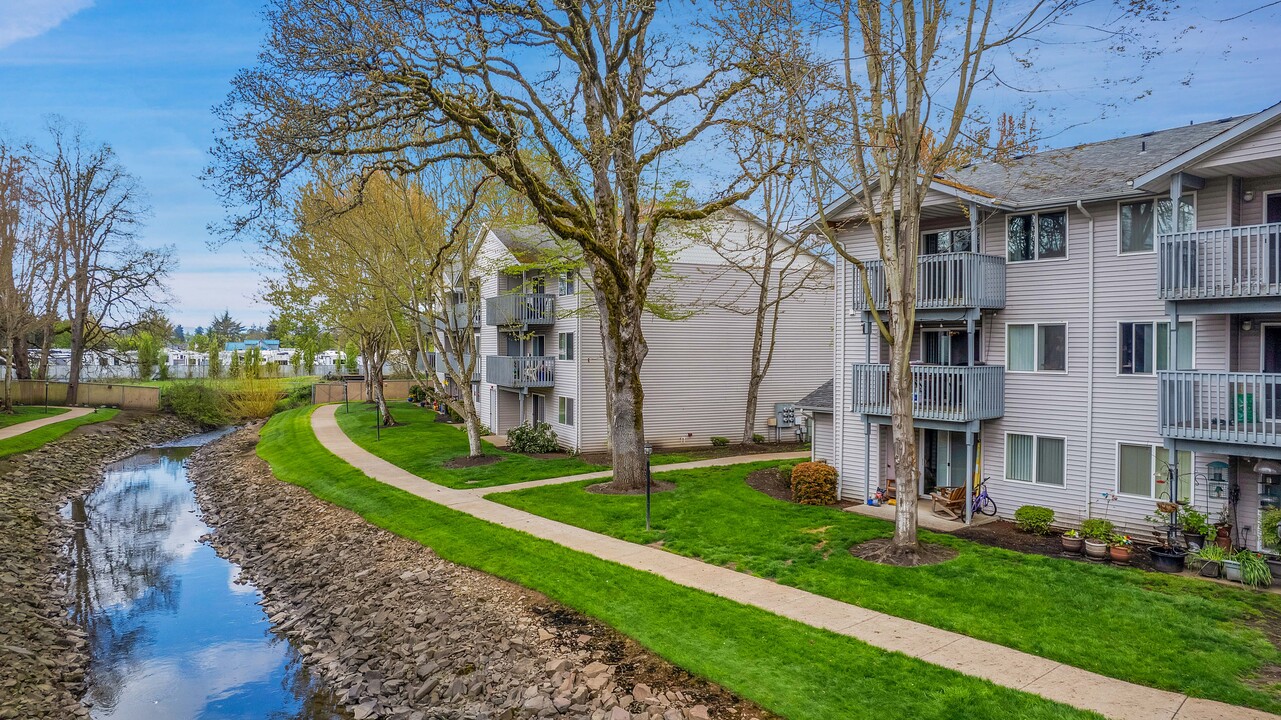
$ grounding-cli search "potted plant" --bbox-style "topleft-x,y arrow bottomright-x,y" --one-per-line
1192,544 -> 1226,578
1222,554 -> 1243,582
1237,552 -> 1273,589
1081,519 -> 1114,561
1107,534 -> 1133,565
1178,507 -> 1212,551
1214,507 -> 1234,549
1061,529 -> 1083,555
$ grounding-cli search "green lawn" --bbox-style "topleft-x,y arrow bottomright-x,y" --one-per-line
0,408 -> 118,458
335,401 -> 606,488
0,406 -> 69,427
258,406 -> 1095,720
490,462 -> 1281,713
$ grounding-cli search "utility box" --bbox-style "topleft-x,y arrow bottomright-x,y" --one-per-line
775,403 -> 798,429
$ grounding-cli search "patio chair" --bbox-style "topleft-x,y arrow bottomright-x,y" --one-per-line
930,486 -> 966,520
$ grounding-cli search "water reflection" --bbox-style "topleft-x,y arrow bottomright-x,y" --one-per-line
65,440 -> 348,719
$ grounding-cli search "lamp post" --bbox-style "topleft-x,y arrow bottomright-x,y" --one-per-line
644,443 -> 653,531
344,381 -> 349,414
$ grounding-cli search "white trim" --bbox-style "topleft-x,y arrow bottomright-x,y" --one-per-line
1133,103 -> 1281,190
1114,192 -> 1198,256
1005,321 -> 1070,374
1004,207 -> 1071,264
1115,440 -> 1196,502
1114,318 -> 1197,376
1002,431 -> 1068,488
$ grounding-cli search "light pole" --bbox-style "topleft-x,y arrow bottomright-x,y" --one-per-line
344,381 -> 349,414
644,443 -> 653,531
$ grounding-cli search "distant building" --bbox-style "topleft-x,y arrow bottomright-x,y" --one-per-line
223,339 -> 282,352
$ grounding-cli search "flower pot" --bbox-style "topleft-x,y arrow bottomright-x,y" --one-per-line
1148,546 -> 1187,574
1108,545 -> 1133,565
1198,560 -> 1222,579
1083,538 -> 1109,561
1183,532 -> 1205,552
1061,535 -> 1083,554
1266,558 -> 1281,588
1222,559 -> 1242,582
1215,526 -> 1232,550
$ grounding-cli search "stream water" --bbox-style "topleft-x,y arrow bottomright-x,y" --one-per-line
63,429 -> 350,719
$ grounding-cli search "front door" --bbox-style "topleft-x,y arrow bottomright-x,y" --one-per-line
920,430 -> 968,495
531,394 -> 544,425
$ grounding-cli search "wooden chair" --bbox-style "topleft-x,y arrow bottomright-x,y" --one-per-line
930,486 -> 967,520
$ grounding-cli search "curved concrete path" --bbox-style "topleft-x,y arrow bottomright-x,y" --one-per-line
311,404 -> 1275,720
0,406 -> 91,441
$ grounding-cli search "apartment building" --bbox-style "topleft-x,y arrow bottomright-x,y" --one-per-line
829,101 -> 1281,547
436,210 -> 833,453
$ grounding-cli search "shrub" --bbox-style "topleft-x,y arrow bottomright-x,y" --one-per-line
226,377 -> 283,419
275,382 -> 314,414
507,421 -> 560,454
1013,505 -> 1055,535
790,461 -> 838,506
1080,518 -> 1115,541
777,462 -> 796,478
162,381 -> 228,428
752,433 -> 765,444
408,384 -> 427,403
1237,551 -> 1273,588
1261,508 -> 1281,553
710,436 -> 730,447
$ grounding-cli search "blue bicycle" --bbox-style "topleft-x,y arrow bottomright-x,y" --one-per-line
972,478 -> 998,517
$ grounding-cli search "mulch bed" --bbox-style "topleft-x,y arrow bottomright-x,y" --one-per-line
744,467 -> 858,509
580,442 -> 807,467
850,537 -> 958,567
441,454 -> 502,469
586,479 -> 677,495
952,520 -> 1159,572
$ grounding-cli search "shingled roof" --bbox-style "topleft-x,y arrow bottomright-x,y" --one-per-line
796,379 -> 833,412
489,226 -> 566,264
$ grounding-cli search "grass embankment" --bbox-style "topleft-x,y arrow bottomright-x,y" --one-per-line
336,401 -> 606,488
258,407 -> 1095,720
0,406 -> 69,428
0,408 -> 118,458
134,375 -> 319,390
490,462 -> 1281,713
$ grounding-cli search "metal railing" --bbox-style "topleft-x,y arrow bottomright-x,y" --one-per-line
1158,223 -> 1281,301
450,303 -> 481,329
851,252 -> 1005,311
1158,371 -> 1280,446
485,293 -> 556,325
436,352 -> 481,382
485,355 -> 556,388
851,363 -> 1005,422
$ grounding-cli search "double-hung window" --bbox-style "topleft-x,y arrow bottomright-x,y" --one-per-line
558,271 -> 576,296
558,397 -> 575,425
1119,321 -> 1193,374
922,227 -> 974,254
1007,323 -> 1067,372
1007,210 -> 1068,262
1118,443 -> 1192,500
558,332 -> 575,361
1006,433 -> 1066,486
1119,194 -> 1195,253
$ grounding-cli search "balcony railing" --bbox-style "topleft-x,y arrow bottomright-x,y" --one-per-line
436,352 -> 481,382
851,252 -> 1006,312
485,355 -> 556,389
449,303 -> 481,329
486,293 -> 556,326
1158,371 -> 1280,447
851,363 -> 1004,422
1158,223 -> 1281,301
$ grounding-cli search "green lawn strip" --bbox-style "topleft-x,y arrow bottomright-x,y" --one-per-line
0,408 -> 118,458
335,401 -> 605,488
0,406 -> 69,428
490,462 -> 1281,713
260,407 -> 1096,720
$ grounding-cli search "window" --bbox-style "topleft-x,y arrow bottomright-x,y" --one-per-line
558,332 -> 575,361
1007,323 -> 1067,372
922,227 -> 974,254
558,271 -> 576,296
1006,433 -> 1066,486
1118,443 -> 1192,500
1119,195 -> 1195,253
530,335 -> 545,356
1007,210 -> 1068,262
1119,321 -> 1193,374
558,397 -> 575,425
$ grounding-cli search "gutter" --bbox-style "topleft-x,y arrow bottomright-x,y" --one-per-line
1076,200 -> 1095,521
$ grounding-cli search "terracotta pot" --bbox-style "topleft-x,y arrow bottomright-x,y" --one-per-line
1061,535 -> 1083,554
1215,525 -> 1232,550
1108,545 -> 1132,565
1083,538 -> 1109,561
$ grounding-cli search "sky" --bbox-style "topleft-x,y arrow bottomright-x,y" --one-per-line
0,1 -> 1280,333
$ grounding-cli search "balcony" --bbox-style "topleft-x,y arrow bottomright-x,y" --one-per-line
485,355 -> 556,389
851,363 -> 1004,423
436,352 -> 481,382
1158,223 -> 1280,303
449,303 -> 481,329
1158,371 -> 1280,448
851,252 -> 1005,313
486,293 -> 556,326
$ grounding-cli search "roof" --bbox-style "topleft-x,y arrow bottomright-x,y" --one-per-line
796,379 -> 833,412
488,226 -> 567,264
1133,101 -> 1281,190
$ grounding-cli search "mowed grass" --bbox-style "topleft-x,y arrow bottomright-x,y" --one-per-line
335,401 -> 605,488
490,462 -> 1281,713
0,408 -> 118,458
258,407 -> 1097,720
0,406 -> 69,427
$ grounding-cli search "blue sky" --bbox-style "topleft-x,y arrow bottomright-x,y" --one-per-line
1,1 -> 1279,332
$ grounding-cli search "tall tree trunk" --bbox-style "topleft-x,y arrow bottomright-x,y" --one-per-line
461,390 -> 482,457
11,335 -> 30,380
595,283 -> 648,492
37,323 -> 51,380
2,345 -> 13,413
66,314 -> 84,405
741,271 -> 773,443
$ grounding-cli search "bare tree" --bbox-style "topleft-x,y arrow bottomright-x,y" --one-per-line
207,0 -> 787,490
27,117 -> 171,404
0,141 -> 55,410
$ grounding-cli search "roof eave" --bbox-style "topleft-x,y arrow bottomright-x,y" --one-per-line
1132,102 -> 1281,191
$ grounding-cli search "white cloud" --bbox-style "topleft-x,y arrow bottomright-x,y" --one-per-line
0,0 -> 93,49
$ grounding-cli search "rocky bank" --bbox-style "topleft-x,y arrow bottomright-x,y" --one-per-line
188,426 -> 777,720
0,411 -> 201,720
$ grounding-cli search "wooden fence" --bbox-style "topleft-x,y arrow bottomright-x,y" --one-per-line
7,380 -> 161,410
312,379 -> 418,405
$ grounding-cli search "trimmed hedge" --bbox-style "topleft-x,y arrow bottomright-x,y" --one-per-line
1014,505 -> 1055,535
790,461 -> 838,505
508,421 -> 560,454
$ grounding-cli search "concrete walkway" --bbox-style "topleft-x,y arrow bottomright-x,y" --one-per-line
310,404 -> 1274,720
0,406 -> 92,441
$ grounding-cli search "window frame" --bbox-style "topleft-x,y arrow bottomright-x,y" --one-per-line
1116,319 -> 1196,376
558,331 -> 575,361
558,396 -> 575,426
1115,441 -> 1195,500
920,225 -> 977,255
1115,193 -> 1197,255
1003,431 -> 1068,487
558,271 -> 577,297
1005,208 -> 1070,263
1006,321 -> 1069,374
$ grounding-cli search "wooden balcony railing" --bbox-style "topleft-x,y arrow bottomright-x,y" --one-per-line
851,363 -> 1005,422
1158,371 -> 1280,447
1158,223 -> 1281,301
851,252 -> 1006,312
485,355 -> 556,389
485,293 -> 556,326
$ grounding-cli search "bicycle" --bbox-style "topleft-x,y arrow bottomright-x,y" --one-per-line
972,477 -> 998,517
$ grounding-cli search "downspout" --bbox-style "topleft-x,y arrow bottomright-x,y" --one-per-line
1076,200 -> 1095,521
